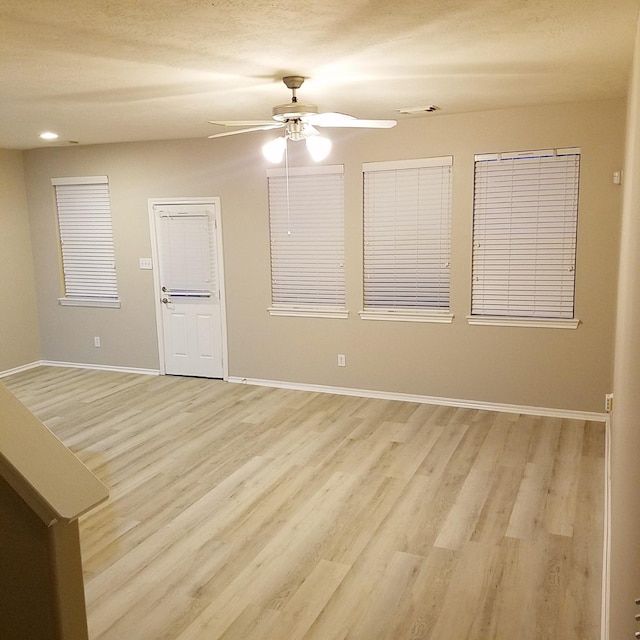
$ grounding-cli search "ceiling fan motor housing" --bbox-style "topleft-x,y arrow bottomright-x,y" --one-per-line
272,103 -> 319,121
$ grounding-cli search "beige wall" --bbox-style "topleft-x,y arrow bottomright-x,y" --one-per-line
23,99 -> 624,411
0,150 -> 41,371
609,15 -> 640,639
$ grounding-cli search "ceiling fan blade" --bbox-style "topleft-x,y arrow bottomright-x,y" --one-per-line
307,112 -> 397,129
208,123 -> 284,139
208,120 -> 276,126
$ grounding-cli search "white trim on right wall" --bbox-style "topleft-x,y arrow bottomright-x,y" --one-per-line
601,413 -> 612,640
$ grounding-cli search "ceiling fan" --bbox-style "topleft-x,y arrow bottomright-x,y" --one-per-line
208,76 -> 397,162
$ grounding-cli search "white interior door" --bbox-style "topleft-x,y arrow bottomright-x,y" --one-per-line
153,202 -> 225,378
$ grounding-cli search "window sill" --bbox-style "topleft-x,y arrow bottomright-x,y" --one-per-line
466,315 -> 580,329
359,309 -> 454,324
58,297 -> 121,309
268,306 -> 349,319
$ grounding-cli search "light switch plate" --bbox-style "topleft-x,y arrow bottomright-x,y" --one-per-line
139,258 -> 152,270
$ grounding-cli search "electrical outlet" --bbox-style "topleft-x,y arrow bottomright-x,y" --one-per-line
605,393 -> 613,413
94,336 -> 101,348
337,354 -> 346,367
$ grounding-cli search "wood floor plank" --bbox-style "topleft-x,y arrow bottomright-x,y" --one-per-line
555,454 -> 605,640
345,550 -> 426,640
1,367 -> 605,640
433,467 -> 493,550
260,559 -> 350,640
470,464 -> 525,545
427,540 -> 500,639
505,460 -> 553,540
383,546 -> 459,640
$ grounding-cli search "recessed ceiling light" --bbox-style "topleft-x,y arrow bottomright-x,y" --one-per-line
40,131 -> 59,140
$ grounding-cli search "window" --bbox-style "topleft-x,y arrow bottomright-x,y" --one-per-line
267,165 -> 346,318
470,148 -> 580,328
51,176 -> 120,308
156,206 -> 217,296
361,156 -> 453,323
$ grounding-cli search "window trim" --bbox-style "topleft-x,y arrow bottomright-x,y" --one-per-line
359,309 -> 454,323
268,306 -> 349,319
58,297 -> 120,309
466,315 -> 579,329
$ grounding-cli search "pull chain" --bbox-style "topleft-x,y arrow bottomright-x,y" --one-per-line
285,136 -> 291,235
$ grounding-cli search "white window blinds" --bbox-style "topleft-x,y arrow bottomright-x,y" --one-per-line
363,157 -> 452,311
267,165 -> 345,315
157,209 -> 216,297
51,176 -> 119,306
471,148 -> 580,319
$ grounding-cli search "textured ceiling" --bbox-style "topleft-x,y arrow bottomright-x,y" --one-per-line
1,0 -> 638,149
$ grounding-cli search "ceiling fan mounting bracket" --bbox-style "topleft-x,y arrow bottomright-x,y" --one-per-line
282,76 -> 305,90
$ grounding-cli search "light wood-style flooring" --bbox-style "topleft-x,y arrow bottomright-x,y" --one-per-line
3,366 -> 605,640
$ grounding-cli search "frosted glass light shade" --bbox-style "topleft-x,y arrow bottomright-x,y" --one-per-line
262,136 -> 286,163
306,135 -> 332,161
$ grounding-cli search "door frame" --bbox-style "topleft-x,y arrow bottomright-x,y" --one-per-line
147,197 -> 229,378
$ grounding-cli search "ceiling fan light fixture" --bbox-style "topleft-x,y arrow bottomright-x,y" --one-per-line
262,136 -> 286,163
209,75 -> 397,150
306,135 -> 331,162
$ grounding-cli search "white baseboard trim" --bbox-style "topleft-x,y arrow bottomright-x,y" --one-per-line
4,364 -> 605,421
39,360 -> 161,376
227,376 -> 608,423
2,360 -> 161,378
0,361 -> 42,378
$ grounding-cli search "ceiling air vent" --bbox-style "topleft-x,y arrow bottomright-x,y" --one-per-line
396,105 -> 441,115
